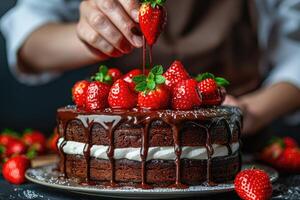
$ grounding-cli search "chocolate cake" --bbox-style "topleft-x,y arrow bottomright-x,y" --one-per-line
57,105 -> 242,188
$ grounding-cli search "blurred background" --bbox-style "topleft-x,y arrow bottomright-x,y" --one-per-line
0,1 -> 93,135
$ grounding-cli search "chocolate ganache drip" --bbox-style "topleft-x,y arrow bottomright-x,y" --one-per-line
57,106 -> 242,188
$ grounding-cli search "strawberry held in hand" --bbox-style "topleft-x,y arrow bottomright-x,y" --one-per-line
2,155 -> 30,185
134,65 -> 170,109
172,79 -> 202,110
139,0 -> 167,46
196,73 -> 229,106
108,79 -> 137,109
72,80 -> 89,108
234,169 -> 272,200
163,60 -> 190,89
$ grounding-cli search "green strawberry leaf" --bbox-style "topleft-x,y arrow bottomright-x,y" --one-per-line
195,72 -> 215,82
91,65 -> 112,84
0,145 -> 5,154
2,128 -> 19,137
151,65 -> 163,75
141,0 -> 166,7
155,75 -> 165,84
26,147 -> 37,160
215,77 -> 230,87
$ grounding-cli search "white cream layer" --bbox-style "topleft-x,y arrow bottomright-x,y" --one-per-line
58,138 -> 239,162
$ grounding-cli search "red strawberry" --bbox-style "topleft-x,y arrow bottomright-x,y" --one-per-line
108,79 -> 137,109
260,142 -> 283,165
72,80 -> 89,108
172,79 -> 202,110
163,60 -> 190,89
5,139 -> 27,157
234,169 -> 272,200
85,81 -> 110,111
0,129 -> 19,146
47,129 -> 59,153
139,0 -> 167,46
134,65 -> 170,110
22,129 -> 46,146
108,68 -> 122,83
123,69 -> 143,91
196,73 -> 229,106
283,137 -> 298,148
276,148 -> 300,172
2,155 -> 30,185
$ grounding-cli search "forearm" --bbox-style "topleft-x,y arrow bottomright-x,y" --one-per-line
18,23 -> 105,73
239,82 -> 300,133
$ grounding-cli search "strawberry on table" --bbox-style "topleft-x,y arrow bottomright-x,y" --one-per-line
163,60 -> 190,89
22,129 -> 46,146
2,155 -> 30,185
196,72 -> 229,106
123,69 -> 143,91
234,169 -> 272,200
47,129 -> 59,153
108,79 -> 137,109
134,65 -> 170,109
283,136 -> 298,148
5,139 -> 27,157
72,80 -> 89,108
276,147 -> 300,173
139,0 -> 167,46
0,129 -> 19,146
171,79 -> 202,110
108,68 -> 123,83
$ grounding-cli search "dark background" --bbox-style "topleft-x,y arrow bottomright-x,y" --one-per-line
0,0 -> 93,136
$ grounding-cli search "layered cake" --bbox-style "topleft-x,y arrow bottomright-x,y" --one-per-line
57,0 -> 243,189
57,106 -> 242,188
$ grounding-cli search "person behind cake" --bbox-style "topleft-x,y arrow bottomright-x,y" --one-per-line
1,0 -> 300,142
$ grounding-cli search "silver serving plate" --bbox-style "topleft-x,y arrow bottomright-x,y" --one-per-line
25,163 -> 278,199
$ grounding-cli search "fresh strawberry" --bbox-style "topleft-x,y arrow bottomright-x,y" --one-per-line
2,155 -> 30,185
171,79 -> 202,110
134,65 -> 170,109
234,169 -> 272,200
85,81 -> 110,111
5,139 -> 27,157
0,129 -> 19,146
22,129 -> 46,146
108,79 -> 137,109
72,80 -> 89,108
123,69 -> 143,91
260,142 -> 283,165
196,73 -> 229,106
108,68 -> 122,83
139,0 -> 167,46
163,60 -> 190,89
47,130 -> 59,153
276,148 -> 300,173
283,137 -> 298,148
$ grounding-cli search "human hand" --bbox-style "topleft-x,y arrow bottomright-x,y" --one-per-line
223,95 -> 263,136
77,0 -> 142,58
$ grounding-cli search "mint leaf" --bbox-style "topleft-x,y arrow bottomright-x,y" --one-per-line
147,79 -> 156,90
135,82 -> 147,92
155,75 -> 165,84
133,75 -> 147,84
215,77 -> 230,87
151,65 -> 163,75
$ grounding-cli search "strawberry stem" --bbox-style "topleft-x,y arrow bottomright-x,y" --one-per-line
140,0 -> 166,7
91,65 -> 112,84
196,72 -> 230,87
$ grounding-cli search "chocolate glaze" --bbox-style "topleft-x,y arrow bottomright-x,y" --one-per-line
57,105 -> 242,189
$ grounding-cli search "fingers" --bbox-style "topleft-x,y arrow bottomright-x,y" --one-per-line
118,0 -> 140,22
95,0 -> 143,48
80,1 -> 133,54
77,19 -> 122,58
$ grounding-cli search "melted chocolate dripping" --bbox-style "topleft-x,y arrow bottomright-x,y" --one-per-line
56,106 -> 242,188
139,118 -> 153,189
142,36 -> 146,74
83,118 -> 94,184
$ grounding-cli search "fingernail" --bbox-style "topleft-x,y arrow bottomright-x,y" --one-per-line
132,35 -> 143,47
120,38 -> 133,53
131,27 -> 142,36
131,9 -> 139,23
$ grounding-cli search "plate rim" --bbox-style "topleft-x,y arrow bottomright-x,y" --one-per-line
25,163 -> 278,197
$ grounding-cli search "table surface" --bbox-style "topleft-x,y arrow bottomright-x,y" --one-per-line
0,156 -> 300,200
